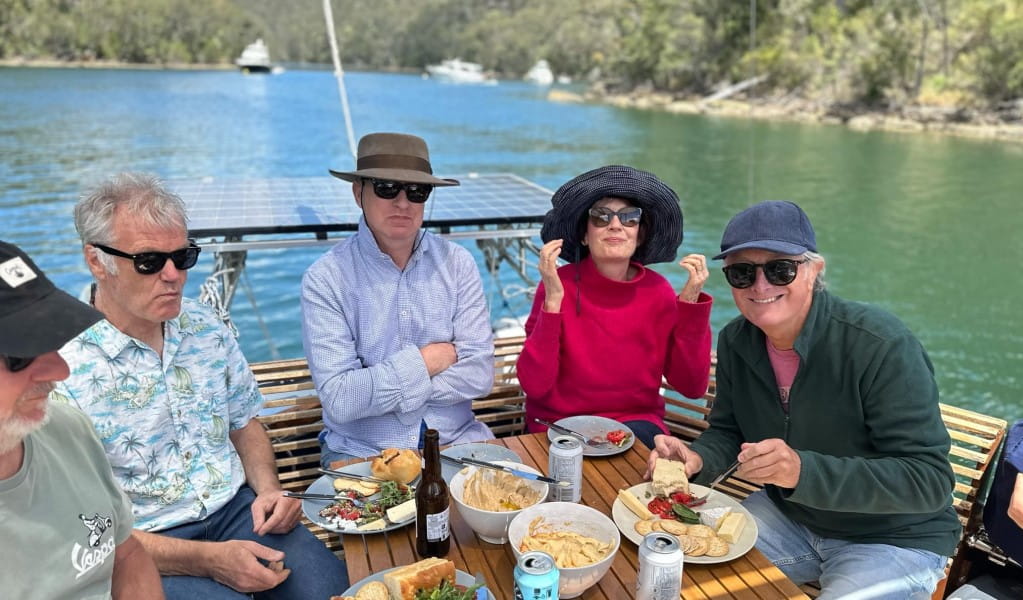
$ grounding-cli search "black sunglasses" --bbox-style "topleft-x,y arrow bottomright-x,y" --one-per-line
588,206 -> 642,228
92,242 -> 202,275
2,354 -> 35,373
369,179 -> 433,204
722,258 -> 810,289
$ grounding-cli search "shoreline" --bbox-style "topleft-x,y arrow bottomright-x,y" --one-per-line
6,59 -> 1021,143
549,89 -> 1023,144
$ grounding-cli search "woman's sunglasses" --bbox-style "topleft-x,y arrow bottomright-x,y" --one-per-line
370,179 -> 433,204
2,354 -> 35,373
588,206 -> 642,228
722,258 -> 809,289
92,242 -> 202,275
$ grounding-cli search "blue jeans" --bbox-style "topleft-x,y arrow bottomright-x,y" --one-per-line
159,485 -> 348,599
319,431 -> 360,469
624,419 -> 663,450
742,490 -> 947,600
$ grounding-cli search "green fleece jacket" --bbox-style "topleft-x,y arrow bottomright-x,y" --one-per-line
692,290 -> 960,556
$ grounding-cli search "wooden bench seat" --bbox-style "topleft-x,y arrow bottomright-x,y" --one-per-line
252,339 -> 1006,598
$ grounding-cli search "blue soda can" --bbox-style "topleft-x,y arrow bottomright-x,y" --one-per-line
514,550 -> 560,600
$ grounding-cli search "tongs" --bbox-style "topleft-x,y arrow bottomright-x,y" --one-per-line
441,454 -> 571,487
534,418 -> 612,448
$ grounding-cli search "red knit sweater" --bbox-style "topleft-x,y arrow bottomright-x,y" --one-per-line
518,257 -> 713,434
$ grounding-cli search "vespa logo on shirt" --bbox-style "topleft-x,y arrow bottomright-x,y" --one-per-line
70,513 -> 116,579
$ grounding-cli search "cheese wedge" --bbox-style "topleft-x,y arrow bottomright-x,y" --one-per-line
356,518 -> 388,532
716,512 -> 746,543
618,489 -> 654,520
701,506 -> 732,529
333,477 -> 381,497
386,498 -> 417,523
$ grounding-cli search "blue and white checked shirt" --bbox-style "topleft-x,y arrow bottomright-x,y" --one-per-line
53,298 -> 263,532
301,219 -> 495,456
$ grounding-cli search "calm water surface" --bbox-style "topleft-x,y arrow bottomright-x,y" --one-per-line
2,67 -> 1020,420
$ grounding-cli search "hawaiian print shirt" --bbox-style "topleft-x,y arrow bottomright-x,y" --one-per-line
54,298 -> 263,532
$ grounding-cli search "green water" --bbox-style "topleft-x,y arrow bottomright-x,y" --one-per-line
1,68 -> 1020,421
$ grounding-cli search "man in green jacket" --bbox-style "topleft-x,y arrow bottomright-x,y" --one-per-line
649,201 -> 960,599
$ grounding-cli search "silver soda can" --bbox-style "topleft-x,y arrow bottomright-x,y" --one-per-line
514,550 -> 560,600
636,532 -> 684,600
547,435 -> 583,502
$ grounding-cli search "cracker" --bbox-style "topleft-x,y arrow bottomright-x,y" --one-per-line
687,524 -> 715,538
634,519 -> 656,536
706,536 -> 730,557
659,520 -> 688,536
651,520 -> 665,532
685,535 -> 709,557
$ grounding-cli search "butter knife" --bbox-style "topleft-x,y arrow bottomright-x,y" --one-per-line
694,459 -> 741,503
441,455 -> 571,487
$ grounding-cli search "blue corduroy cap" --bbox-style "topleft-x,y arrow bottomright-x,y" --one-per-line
713,200 -> 817,260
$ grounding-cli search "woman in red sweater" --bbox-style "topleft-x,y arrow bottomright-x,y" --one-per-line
517,165 -> 713,449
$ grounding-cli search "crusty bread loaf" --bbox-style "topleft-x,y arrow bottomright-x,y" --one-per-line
330,579 -> 389,600
382,557 -> 456,600
652,458 -> 689,496
371,448 -> 422,484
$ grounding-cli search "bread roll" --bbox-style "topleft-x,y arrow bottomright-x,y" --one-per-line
371,448 -> 422,484
382,557 -> 456,600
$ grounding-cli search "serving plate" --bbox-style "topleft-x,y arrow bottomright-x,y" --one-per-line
300,463 -> 415,535
340,567 -> 495,599
545,416 -> 635,457
440,442 -> 520,482
611,482 -> 758,564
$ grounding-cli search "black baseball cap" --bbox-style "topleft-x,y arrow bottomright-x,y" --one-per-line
0,240 -> 103,356
713,200 -> 817,260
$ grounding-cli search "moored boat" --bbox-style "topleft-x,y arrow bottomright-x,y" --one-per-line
524,59 -> 554,86
235,38 -> 276,74
425,58 -> 496,85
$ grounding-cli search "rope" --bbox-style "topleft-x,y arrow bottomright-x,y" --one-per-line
322,0 -> 358,160
198,268 -> 240,338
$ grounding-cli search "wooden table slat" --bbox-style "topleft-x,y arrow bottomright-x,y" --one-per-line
334,433 -> 808,599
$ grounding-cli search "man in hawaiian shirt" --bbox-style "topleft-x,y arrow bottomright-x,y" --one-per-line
54,173 -> 347,599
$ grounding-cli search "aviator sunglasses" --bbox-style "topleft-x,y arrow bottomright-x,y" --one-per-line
369,179 -> 433,204
588,206 -> 643,228
722,258 -> 810,289
91,242 -> 202,275
2,354 -> 35,372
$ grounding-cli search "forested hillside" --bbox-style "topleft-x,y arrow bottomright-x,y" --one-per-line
2,0 -> 1020,109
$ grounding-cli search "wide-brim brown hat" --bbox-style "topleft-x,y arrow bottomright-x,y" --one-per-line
329,132 -> 460,187
540,165 -> 684,265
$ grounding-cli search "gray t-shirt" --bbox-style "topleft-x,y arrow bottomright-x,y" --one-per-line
0,402 -> 134,599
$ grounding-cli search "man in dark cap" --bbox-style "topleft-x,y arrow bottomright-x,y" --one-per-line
302,132 -> 495,465
0,240 -> 163,598
648,201 -> 960,598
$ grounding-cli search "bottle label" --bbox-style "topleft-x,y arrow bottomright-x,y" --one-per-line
425,506 -> 449,541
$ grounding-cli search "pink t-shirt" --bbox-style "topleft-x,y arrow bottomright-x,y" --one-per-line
766,340 -> 800,413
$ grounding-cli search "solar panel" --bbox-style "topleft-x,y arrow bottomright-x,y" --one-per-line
173,173 -> 552,238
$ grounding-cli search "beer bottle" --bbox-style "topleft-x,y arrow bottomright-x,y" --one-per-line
415,428 -> 450,557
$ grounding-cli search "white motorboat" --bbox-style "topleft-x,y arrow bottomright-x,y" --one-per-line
524,59 -> 554,86
425,58 -> 496,85
235,39 -> 275,74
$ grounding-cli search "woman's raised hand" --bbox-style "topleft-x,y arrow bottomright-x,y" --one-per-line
677,253 -> 708,302
539,239 -> 565,312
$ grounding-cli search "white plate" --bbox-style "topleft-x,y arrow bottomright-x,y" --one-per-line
340,567 -> 495,599
300,466 -> 415,535
545,416 -> 635,457
611,482 -> 758,564
441,442 -> 521,482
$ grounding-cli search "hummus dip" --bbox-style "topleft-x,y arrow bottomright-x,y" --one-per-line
463,469 -> 543,512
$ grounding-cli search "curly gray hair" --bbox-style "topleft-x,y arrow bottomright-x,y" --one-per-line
74,172 -> 187,273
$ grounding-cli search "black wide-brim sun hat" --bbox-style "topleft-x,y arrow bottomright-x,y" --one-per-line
541,165 -> 683,265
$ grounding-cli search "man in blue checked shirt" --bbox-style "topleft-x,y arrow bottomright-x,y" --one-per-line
302,132 -> 495,465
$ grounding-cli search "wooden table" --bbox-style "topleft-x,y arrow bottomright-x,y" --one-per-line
335,433 -> 808,599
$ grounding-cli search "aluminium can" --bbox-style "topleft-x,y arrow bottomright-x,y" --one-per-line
514,550 -> 560,600
547,435 -> 583,502
636,532 -> 684,600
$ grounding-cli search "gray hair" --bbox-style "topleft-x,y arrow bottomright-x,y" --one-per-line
805,251 -> 826,291
74,172 -> 188,273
